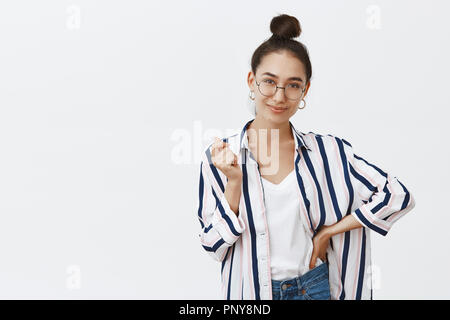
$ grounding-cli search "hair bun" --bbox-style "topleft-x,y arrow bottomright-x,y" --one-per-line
270,14 -> 301,39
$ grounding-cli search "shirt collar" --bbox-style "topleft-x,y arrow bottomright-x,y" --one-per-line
239,118 -> 312,153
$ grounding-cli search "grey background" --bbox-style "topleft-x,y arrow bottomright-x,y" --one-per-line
0,0 -> 447,299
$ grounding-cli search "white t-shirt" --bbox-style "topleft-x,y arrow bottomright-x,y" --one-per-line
261,169 -> 324,281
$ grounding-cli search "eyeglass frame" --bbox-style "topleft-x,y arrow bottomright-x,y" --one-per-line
255,78 -> 307,101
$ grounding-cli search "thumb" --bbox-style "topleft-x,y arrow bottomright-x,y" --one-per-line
232,152 -> 238,166
309,254 -> 317,270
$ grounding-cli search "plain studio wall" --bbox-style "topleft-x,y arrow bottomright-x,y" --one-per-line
0,0 -> 447,299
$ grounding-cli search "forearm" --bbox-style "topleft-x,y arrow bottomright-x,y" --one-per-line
224,178 -> 242,216
325,214 -> 364,237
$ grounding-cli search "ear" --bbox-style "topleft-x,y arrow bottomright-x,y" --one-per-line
303,81 -> 311,98
247,71 -> 255,91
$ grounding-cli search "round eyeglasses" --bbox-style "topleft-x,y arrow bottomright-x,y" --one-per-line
255,78 -> 306,100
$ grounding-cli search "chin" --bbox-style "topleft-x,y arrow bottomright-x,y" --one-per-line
265,114 -> 289,124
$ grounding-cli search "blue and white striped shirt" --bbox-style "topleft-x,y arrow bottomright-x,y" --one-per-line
197,118 -> 416,300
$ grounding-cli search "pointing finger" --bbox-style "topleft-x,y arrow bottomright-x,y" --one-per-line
213,137 -> 228,150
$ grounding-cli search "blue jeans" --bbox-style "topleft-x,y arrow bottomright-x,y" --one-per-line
271,262 -> 331,300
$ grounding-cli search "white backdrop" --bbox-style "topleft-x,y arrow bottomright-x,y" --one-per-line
0,0 -> 448,299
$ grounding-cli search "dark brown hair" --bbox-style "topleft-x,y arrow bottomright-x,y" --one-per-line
251,14 -> 312,85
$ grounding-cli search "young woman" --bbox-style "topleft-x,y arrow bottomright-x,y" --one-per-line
197,14 -> 416,300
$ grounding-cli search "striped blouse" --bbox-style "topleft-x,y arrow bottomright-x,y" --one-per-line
196,118 -> 416,300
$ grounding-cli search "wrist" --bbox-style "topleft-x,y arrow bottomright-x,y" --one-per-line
227,176 -> 242,186
322,224 -> 336,238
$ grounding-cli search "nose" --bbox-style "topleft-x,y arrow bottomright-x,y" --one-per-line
273,86 -> 286,103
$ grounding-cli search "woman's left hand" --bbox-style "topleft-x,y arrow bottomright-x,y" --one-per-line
309,226 -> 332,270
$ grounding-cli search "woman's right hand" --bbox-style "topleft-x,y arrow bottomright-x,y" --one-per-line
210,137 -> 242,182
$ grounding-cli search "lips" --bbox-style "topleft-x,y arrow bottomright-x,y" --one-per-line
267,105 -> 288,110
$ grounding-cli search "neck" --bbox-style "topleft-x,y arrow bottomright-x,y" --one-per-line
247,117 -> 293,149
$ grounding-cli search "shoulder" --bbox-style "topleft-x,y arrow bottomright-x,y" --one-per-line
302,131 -> 354,153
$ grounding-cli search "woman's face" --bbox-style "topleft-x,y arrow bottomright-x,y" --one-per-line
247,50 -> 310,124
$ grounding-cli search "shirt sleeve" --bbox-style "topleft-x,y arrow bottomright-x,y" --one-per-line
342,138 -> 416,236
196,149 -> 246,262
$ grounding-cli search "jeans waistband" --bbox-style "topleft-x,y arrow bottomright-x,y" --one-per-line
271,261 -> 329,291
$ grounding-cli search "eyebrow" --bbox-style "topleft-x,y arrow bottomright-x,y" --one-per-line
261,72 -> 303,82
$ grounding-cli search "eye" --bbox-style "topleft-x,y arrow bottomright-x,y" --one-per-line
262,79 -> 275,84
288,83 -> 301,89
